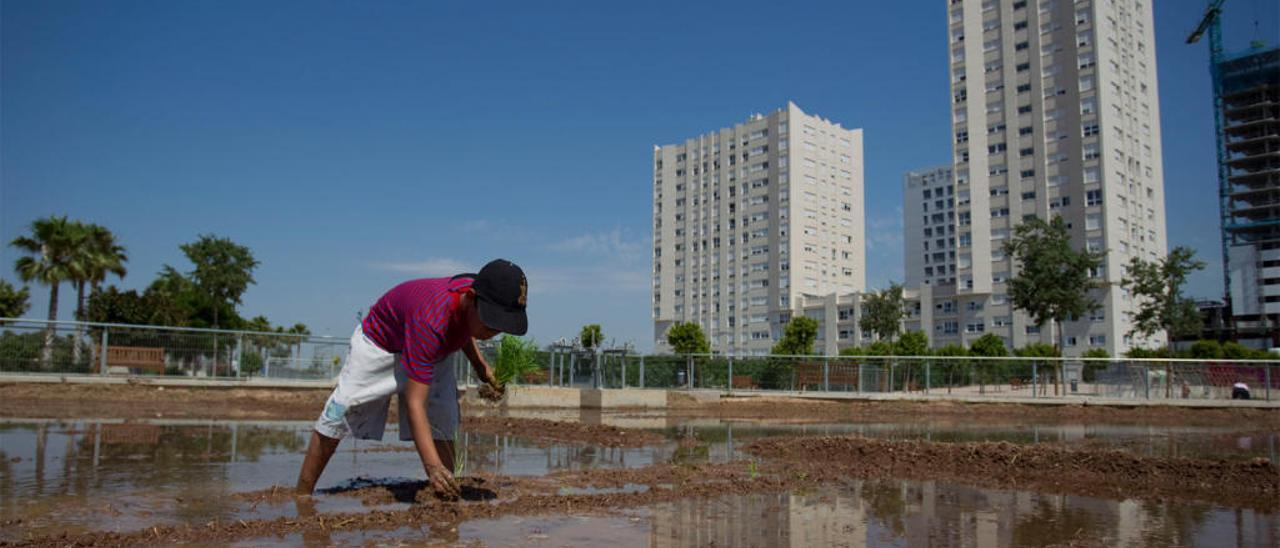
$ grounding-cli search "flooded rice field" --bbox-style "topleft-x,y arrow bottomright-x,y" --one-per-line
0,412 -> 1276,546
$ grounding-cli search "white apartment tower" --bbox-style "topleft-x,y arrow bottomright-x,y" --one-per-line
652,103 -> 865,355
940,0 -> 1167,355
905,166 -> 958,288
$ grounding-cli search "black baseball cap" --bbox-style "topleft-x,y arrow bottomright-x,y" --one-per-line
472,259 -> 528,335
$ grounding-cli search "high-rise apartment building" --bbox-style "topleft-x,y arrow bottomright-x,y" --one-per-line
652,103 -> 865,355
935,0 -> 1168,355
904,166 -> 958,288
1216,46 -> 1279,347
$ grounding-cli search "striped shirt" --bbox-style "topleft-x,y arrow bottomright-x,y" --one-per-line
361,276 -> 474,384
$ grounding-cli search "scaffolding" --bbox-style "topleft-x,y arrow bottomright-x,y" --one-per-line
1217,45 -> 1280,339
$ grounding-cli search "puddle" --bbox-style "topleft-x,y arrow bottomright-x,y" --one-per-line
639,479 -> 1279,547
1,416 -> 1275,544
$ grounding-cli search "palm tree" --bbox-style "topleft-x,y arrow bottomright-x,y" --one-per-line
288,323 -> 310,365
69,223 -> 128,364
11,216 -> 80,368
82,224 -> 128,300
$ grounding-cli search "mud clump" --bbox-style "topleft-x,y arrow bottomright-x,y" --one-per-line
746,435 -> 1280,510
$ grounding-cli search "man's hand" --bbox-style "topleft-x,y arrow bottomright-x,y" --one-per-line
426,462 -> 460,499
478,378 -> 505,402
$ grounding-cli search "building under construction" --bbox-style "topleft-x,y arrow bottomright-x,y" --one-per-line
1219,45 -> 1280,346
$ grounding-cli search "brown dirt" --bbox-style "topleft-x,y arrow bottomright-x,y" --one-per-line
744,435 -> 1279,510
0,383 -> 330,420
3,383 -> 1274,430
670,395 -> 1280,428
11,434 -> 1276,546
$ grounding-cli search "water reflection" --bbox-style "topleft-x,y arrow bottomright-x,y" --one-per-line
647,480 -> 1279,547
1,417 -> 1276,545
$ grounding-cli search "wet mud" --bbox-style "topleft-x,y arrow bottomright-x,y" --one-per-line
10,433 -> 1275,546
744,435 -> 1279,510
670,394 -> 1280,428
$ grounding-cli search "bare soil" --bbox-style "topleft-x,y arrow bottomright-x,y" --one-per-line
3,383 -> 1275,430
669,394 -> 1280,428
9,433 -> 1275,546
744,435 -> 1279,511
0,383 -> 330,420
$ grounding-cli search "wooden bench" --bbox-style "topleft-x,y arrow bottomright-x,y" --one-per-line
793,362 -> 858,391
96,346 -> 166,374
731,375 -> 758,390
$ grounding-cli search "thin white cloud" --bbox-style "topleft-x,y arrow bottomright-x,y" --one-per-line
524,265 -> 649,295
865,210 -> 904,252
548,227 -> 649,263
459,220 -> 492,232
375,258 -> 475,276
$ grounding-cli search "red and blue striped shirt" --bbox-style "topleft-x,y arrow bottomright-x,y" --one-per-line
361,276 -> 474,384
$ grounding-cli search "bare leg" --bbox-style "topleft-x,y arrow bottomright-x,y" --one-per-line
295,430 -> 340,495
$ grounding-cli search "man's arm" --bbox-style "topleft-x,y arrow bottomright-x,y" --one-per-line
402,378 -> 460,498
462,337 -> 496,385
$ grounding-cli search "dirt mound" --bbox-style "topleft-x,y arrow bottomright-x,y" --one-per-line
746,435 -> 1279,510
0,383 -> 329,420
673,397 -> 1280,427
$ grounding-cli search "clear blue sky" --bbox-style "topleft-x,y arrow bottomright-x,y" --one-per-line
2,0 -> 1277,350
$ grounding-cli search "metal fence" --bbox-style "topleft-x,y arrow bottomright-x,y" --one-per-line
1,319 -> 1275,402
537,350 -> 1277,402
0,318 -> 350,380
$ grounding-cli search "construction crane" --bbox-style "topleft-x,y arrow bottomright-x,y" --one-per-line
1186,0 -> 1228,60
1186,0 -> 1232,311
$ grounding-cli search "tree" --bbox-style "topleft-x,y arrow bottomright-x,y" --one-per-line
666,321 -> 710,355
73,223 -> 128,317
1187,339 -> 1222,359
11,215 -> 80,367
83,286 -> 151,325
1082,348 -> 1110,359
860,283 -> 905,342
145,265 -> 202,326
179,234 -> 259,329
287,323 -> 311,364
66,222 -> 128,364
1015,343 -> 1059,358
579,324 -> 603,350
0,279 -> 30,322
894,331 -> 929,357
933,344 -> 969,393
771,316 -> 818,356
968,333 -> 1008,357
1003,216 -> 1103,394
968,333 -> 1008,394
1120,246 -> 1205,351
1080,347 -> 1111,381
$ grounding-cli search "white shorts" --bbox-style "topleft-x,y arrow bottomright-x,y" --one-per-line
314,325 -> 460,442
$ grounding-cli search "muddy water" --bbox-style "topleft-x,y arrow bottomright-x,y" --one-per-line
1,417 -> 1276,545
